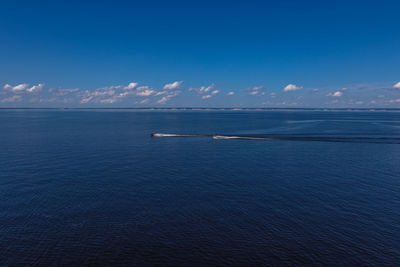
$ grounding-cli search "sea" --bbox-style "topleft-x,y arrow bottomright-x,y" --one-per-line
0,109 -> 399,265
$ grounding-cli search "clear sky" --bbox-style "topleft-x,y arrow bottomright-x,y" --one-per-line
1,0 -> 399,107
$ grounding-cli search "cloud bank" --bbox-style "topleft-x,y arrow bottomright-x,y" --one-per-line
2,80 -> 400,107
1,82 -> 181,105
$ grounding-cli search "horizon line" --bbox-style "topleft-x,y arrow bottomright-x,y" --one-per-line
1,107 -> 400,111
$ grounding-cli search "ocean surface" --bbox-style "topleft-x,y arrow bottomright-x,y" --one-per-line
0,109 -> 399,266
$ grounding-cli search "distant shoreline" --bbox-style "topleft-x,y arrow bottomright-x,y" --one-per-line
0,107 -> 399,111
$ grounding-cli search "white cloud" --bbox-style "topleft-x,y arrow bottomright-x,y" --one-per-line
190,84 -> 215,94
78,83 -> 157,104
157,96 -> 168,104
247,86 -> 264,95
393,82 -> 400,89
50,88 -> 79,96
249,86 -> 263,91
124,82 -> 138,90
94,89 -> 115,96
189,84 -> 215,95
99,82 -> 138,91
26,83 -> 45,93
136,86 -> 150,91
154,91 -> 167,96
163,81 -> 183,90
4,83 -> 29,92
190,84 -> 219,98
99,98 -> 117,104
332,91 -> 343,97
136,89 -> 155,97
202,90 -> 219,99
12,83 -> 29,92
140,98 -> 149,104
327,91 -> 343,97
3,83 -> 45,94
227,91 -> 235,95
156,90 -> 180,104
283,84 -> 302,92
80,96 -> 94,104
1,95 -> 22,103
200,85 -> 214,93
355,101 -> 363,105
116,92 -> 131,98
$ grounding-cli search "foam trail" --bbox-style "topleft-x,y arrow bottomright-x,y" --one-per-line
213,135 -> 275,140
151,133 -> 400,144
152,133 -> 212,137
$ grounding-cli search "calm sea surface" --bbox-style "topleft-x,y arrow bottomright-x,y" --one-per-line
0,110 -> 399,265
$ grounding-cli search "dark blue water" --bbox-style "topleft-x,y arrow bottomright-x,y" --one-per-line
1,110 -> 399,265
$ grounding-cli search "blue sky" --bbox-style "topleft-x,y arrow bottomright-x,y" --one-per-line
1,0 -> 399,107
